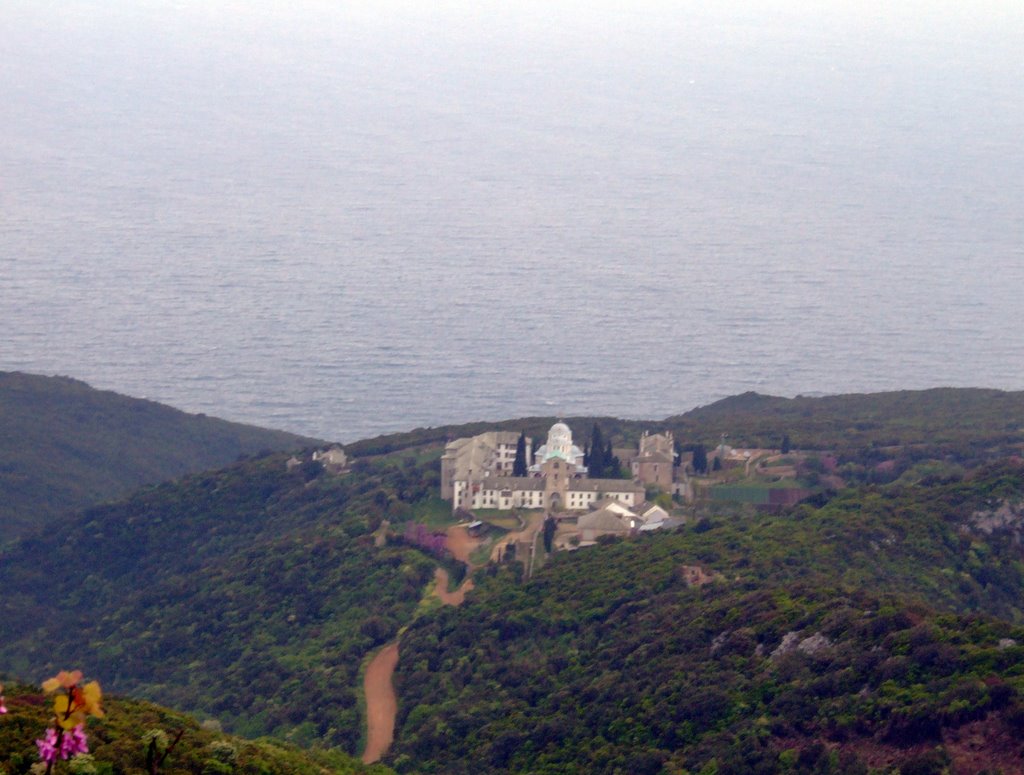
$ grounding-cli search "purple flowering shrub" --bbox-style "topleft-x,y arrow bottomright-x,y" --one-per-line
403,523 -> 449,558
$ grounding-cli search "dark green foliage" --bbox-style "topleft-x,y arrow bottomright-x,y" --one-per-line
0,372 -> 321,542
392,543 -> 1024,772
584,424 -> 605,476
389,463 -> 1024,772
0,683 -> 391,774
0,451 -> 442,752
542,517 -> 556,553
3,386 -> 1024,771
583,425 -> 624,479
692,443 -> 708,474
666,388 -> 1024,455
512,433 -> 528,477
781,434 -> 791,454
605,440 -> 624,479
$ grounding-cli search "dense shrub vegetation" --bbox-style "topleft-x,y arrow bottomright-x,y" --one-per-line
391,466 -> 1024,772
0,682 -> 391,774
395,575 -> 1024,772
0,452 -> 441,752
2,387 -> 1024,772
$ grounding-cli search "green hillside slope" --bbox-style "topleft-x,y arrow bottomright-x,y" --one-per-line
1,387 -> 1023,773
341,387 -> 1024,456
0,372 -> 322,541
0,681 -> 392,774
668,387 -> 1024,452
391,466 -> 1024,773
0,449 -> 449,753
395,570 -> 1024,774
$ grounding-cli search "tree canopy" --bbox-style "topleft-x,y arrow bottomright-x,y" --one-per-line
513,432 -> 528,477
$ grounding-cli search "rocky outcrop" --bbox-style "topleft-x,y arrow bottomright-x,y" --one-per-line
771,631 -> 834,660
966,500 -> 1024,542
680,565 -> 720,587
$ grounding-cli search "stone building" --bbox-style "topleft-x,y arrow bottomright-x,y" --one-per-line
631,430 -> 675,491
578,507 -> 638,543
440,431 -> 525,501
444,422 -> 644,513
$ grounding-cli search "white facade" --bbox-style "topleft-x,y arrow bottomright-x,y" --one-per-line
453,479 -> 641,513
445,422 -> 644,514
529,421 -> 587,474
453,479 -> 547,511
564,487 -> 642,511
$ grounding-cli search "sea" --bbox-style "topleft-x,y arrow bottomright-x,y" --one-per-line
2,1 -> 1022,442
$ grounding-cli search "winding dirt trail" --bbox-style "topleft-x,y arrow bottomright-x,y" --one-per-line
361,527 -> 478,764
361,641 -> 400,764
433,567 -> 474,606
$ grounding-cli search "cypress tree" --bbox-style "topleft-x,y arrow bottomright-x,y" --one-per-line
513,432 -> 528,477
587,424 -> 606,477
604,440 -> 618,478
692,444 -> 708,474
543,516 -> 557,553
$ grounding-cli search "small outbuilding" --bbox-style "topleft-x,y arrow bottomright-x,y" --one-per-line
578,507 -> 637,543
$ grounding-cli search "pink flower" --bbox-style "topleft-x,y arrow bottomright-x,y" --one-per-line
36,727 -> 59,764
63,724 -> 89,757
0,695 -> 7,714
35,724 -> 89,763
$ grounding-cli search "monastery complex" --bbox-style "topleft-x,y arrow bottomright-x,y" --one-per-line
441,421 -> 678,515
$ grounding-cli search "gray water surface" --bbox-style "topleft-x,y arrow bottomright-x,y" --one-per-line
2,1 -> 1022,440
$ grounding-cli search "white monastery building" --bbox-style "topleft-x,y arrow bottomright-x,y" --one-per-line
441,421 -> 645,513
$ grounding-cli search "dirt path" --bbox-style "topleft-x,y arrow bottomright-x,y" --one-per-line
361,564 -> 474,764
361,641 -> 399,764
433,567 -> 474,605
445,525 -> 481,565
490,510 -> 546,562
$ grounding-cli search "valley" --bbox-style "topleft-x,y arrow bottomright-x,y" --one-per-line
2,383 -> 1024,773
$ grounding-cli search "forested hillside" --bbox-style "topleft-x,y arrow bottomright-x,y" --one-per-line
2,387 -> 1024,773
0,372 -> 322,541
4,378 -> 1019,545
344,386 -> 1024,458
392,464 -> 1024,773
667,388 -> 1024,453
0,449 -> 447,752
